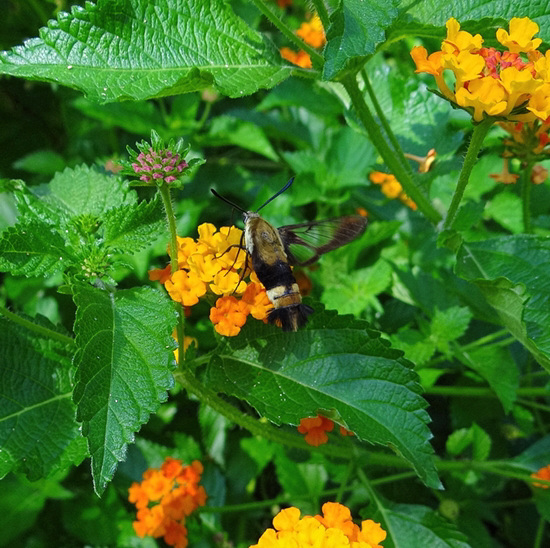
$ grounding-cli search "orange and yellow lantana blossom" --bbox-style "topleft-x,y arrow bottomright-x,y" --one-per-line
411,17 -> 550,123
297,414 -> 355,446
251,502 -> 387,547
531,464 -> 550,488
280,14 -> 326,68
149,223 -> 272,337
128,457 -> 207,548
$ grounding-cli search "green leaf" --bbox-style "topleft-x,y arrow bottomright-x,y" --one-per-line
323,0 -> 399,80
430,306 -> 472,354
326,126 -> 378,186
0,217 -> 74,276
44,165 -> 135,221
72,284 -> 177,494
387,0 -> 550,50
12,149 -> 66,175
0,0 -> 291,102
456,235 -> 550,371
71,97 -> 165,134
390,327 -> 437,366
206,308 -> 440,489
460,346 -> 519,413
380,502 -> 470,548
484,192 -> 523,234
274,450 -> 327,499
103,197 -> 166,254
515,435 -> 550,470
321,259 -> 392,316
0,475 -> 60,546
198,405 -> 229,467
0,317 -> 86,480
257,78 -> 344,117
406,0 -> 550,41
446,424 -> 491,461
204,115 -> 279,161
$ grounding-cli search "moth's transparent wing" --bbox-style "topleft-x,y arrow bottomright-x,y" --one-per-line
278,215 -> 367,266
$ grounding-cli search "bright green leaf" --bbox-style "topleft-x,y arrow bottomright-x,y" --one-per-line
0,218 -> 74,277
103,197 -> 165,254
0,0 -> 292,102
207,308 -> 440,489
321,260 -> 392,316
45,165 -> 135,220
72,284 -> 177,494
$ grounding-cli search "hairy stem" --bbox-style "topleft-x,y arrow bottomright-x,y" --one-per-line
0,305 -> 74,346
443,117 -> 495,230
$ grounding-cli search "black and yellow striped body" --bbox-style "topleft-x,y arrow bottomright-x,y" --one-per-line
244,214 -> 313,331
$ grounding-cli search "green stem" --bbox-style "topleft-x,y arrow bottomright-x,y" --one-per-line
534,517 -> 546,548
426,386 -> 548,398
311,0 -> 330,30
521,159 -> 535,234
425,330 -> 514,368
175,368 -> 333,453
361,69 -> 409,171
342,75 -> 441,224
158,184 -> 179,273
196,100 -> 212,131
443,117 -> 495,230
249,0 -> 324,67
158,183 -> 186,362
517,397 -> 550,413
0,305 -> 74,346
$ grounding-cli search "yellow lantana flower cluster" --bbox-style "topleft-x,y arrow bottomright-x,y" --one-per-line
149,223 -> 272,337
411,17 -> 550,122
251,502 -> 386,547
369,172 -> 417,210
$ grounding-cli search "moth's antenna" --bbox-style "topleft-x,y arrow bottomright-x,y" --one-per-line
210,189 -> 246,213
256,177 -> 294,213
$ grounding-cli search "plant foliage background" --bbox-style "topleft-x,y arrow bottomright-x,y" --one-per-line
1,0 -> 550,546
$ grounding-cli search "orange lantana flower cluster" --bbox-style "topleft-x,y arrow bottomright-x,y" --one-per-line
411,17 -> 550,122
128,457 -> 207,548
369,172 -> 417,211
280,14 -> 325,69
531,464 -> 550,488
149,223 -> 272,337
297,415 -> 354,447
251,502 -> 386,547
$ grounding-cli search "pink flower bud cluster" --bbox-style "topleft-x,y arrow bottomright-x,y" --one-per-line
132,148 -> 188,184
